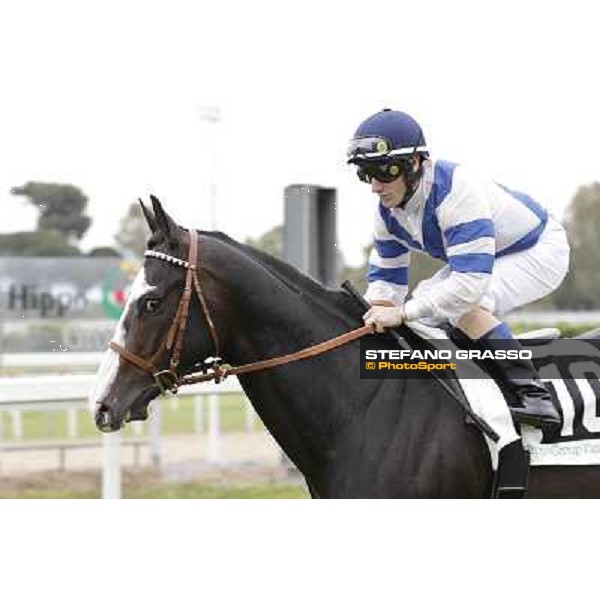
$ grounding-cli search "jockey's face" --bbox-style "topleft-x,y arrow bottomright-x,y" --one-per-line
371,173 -> 407,209
370,155 -> 420,209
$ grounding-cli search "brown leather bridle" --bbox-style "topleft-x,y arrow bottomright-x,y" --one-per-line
109,229 -> 374,393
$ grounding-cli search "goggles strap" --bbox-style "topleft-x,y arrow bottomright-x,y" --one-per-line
399,158 -> 424,208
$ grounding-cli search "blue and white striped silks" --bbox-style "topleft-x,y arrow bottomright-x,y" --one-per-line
365,159 -> 548,320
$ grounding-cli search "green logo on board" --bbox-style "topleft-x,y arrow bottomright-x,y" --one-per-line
101,260 -> 139,320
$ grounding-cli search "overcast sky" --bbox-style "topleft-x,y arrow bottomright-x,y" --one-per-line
2,0 -> 599,265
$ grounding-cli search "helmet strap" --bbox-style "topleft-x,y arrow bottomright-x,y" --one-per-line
398,157 -> 423,208
398,125 -> 426,208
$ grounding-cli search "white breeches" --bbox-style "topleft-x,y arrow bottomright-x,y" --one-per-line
412,217 -> 570,326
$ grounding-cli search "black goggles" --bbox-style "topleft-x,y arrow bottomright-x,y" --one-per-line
356,161 -> 403,184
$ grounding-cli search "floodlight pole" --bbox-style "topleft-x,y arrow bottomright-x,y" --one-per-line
198,105 -> 221,230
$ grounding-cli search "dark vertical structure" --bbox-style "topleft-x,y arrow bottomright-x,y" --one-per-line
283,185 -> 339,286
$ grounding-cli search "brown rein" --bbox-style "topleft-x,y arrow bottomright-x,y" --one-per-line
178,323 -> 374,385
109,229 -> 374,392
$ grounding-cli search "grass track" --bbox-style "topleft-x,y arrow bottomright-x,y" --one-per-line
0,481 -> 309,499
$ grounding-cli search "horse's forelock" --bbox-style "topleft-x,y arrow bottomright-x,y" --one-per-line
146,224 -> 186,253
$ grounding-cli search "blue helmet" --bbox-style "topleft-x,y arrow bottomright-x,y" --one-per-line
347,109 -> 428,206
347,108 -> 428,166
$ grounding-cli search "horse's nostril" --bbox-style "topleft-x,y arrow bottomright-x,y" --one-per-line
95,403 -> 114,431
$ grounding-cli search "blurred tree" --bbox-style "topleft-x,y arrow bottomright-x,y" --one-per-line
88,246 -> 122,257
11,182 -> 91,240
245,225 -> 283,258
552,182 -> 600,309
247,225 -> 351,287
0,231 -> 81,256
115,202 -> 150,259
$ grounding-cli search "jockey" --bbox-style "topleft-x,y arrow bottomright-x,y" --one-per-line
348,108 -> 569,429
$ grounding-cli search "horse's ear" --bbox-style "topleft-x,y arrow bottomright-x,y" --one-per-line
138,198 -> 156,234
150,194 -> 180,248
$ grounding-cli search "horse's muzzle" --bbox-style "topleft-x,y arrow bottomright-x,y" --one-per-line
94,403 -> 122,433
94,396 -> 152,432
126,404 -> 149,422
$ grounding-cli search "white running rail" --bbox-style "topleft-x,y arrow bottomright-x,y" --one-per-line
0,374 -> 245,499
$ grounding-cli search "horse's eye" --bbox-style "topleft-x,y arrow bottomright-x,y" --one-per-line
145,298 -> 161,313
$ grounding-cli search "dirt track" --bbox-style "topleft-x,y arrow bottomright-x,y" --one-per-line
0,431 -> 283,475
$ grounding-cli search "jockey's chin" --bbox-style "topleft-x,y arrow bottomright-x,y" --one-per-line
372,176 -> 406,209
378,193 -> 403,209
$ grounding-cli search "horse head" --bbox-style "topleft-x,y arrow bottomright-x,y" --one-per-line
90,196 -> 223,432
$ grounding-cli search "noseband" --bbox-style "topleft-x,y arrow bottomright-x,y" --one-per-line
109,229 -> 374,393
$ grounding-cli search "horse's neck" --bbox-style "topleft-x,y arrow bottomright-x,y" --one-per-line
225,281 -> 372,473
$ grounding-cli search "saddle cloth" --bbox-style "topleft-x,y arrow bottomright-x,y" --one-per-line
408,322 -> 600,468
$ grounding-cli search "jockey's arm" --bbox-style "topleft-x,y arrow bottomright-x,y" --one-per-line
363,206 -> 411,307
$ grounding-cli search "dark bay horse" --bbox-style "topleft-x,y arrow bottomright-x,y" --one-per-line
90,197 -> 600,497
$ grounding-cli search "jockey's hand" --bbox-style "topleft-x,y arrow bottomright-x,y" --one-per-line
363,305 -> 406,333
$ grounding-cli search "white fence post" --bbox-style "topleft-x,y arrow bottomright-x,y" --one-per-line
102,431 -> 121,499
149,399 -> 162,468
67,408 -> 78,438
245,397 -> 255,431
207,393 -> 220,463
194,396 -> 204,434
11,411 -> 23,439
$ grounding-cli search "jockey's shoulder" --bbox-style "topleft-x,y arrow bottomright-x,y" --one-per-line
434,159 -> 503,189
